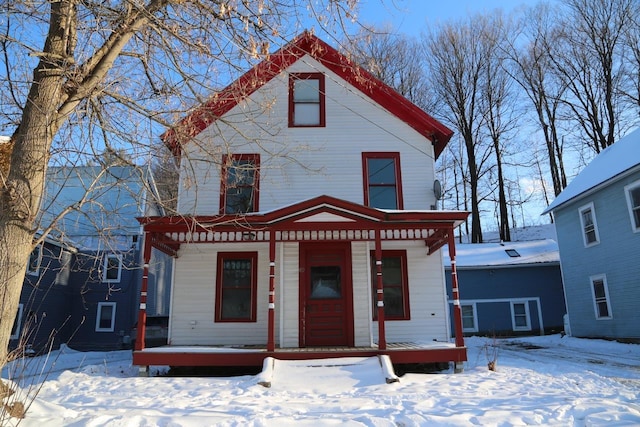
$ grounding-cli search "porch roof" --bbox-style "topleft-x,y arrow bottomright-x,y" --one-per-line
138,195 -> 469,257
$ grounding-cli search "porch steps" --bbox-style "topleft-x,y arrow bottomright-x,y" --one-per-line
256,355 -> 399,388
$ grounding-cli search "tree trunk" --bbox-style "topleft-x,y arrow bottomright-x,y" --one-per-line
0,0 -> 72,364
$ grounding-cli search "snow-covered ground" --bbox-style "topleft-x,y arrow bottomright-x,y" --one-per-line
2,335 -> 639,426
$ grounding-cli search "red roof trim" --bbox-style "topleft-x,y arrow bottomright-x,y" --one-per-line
137,196 -> 469,233
162,32 -> 453,159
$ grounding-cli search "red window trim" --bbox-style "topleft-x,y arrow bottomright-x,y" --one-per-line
288,72 -> 326,127
362,152 -> 404,209
370,250 -> 411,321
215,252 -> 258,323
219,153 -> 260,214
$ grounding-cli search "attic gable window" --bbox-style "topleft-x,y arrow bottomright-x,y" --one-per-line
27,244 -> 42,276
289,73 -> 325,127
579,202 -> 600,247
505,249 -> 520,258
362,152 -> 404,209
220,154 -> 260,214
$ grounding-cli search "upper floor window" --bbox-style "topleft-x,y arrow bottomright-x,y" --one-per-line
590,274 -> 612,320
215,252 -> 258,322
220,154 -> 260,214
102,253 -> 122,283
289,73 -> 325,127
27,244 -> 42,276
579,202 -> 600,247
362,152 -> 403,209
625,180 -> 640,232
370,250 -> 410,320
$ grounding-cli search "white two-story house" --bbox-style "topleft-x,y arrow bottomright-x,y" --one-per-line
133,32 -> 469,372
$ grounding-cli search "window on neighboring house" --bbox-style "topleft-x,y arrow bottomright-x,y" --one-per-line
10,304 -> 24,340
362,152 -> 404,209
591,275 -> 612,319
289,73 -> 325,127
27,245 -> 41,276
95,302 -> 116,332
579,203 -> 600,247
461,304 -> 478,332
511,301 -> 531,331
625,180 -> 640,232
220,154 -> 260,214
370,250 -> 410,320
102,253 -> 122,283
215,252 -> 258,322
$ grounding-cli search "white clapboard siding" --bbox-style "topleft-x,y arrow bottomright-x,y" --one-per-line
371,241 -> 451,343
351,242 -> 374,347
169,242 -> 272,346
177,55 -> 437,215
280,243 -> 300,348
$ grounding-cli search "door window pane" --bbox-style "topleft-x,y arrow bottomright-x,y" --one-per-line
310,266 -> 341,299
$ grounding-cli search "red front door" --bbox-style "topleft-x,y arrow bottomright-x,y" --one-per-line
300,243 -> 353,347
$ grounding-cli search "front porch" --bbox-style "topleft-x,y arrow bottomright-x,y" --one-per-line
134,196 -> 469,372
133,341 -> 467,368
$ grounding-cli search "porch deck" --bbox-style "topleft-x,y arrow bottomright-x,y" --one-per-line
133,342 -> 467,367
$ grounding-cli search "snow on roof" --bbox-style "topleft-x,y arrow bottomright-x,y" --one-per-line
542,128 -> 640,214
444,239 -> 559,268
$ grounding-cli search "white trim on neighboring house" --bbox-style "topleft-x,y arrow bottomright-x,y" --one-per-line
95,302 -> 117,332
102,253 -> 123,283
590,274 -> 613,320
10,303 -> 24,340
624,179 -> 640,233
510,300 -> 532,332
27,244 -> 42,276
578,202 -> 600,247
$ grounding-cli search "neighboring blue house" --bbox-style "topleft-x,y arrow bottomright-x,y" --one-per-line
10,165 -> 172,353
543,129 -> 640,342
444,239 -> 566,337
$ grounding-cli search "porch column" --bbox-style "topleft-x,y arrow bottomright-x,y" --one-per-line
374,228 -> 387,350
267,232 -> 276,352
448,231 -> 465,348
135,231 -> 153,352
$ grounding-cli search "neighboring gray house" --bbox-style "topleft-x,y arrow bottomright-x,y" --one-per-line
444,239 -> 566,337
11,165 -> 172,353
543,128 -> 640,341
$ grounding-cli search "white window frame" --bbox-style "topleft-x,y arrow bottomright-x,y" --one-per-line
624,180 -> 640,233
102,253 -> 122,283
27,244 -> 42,276
590,274 -> 613,320
510,301 -> 532,332
578,202 -> 600,247
95,302 -> 117,332
10,303 -> 24,340
460,303 -> 478,333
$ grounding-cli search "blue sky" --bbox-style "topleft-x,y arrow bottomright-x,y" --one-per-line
351,0 -> 546,35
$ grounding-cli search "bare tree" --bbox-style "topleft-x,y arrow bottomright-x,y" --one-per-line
549,0 -> 636,153
0,0 -> 357,367
506,3 -> 568,197
423,15 -> 499,243
346,27 -> 430,108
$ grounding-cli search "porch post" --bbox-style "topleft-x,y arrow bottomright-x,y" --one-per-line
374,228 -> 386,350
135,231 -> 153,352
267,232 -> 276,352
448,230 -> 465,348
